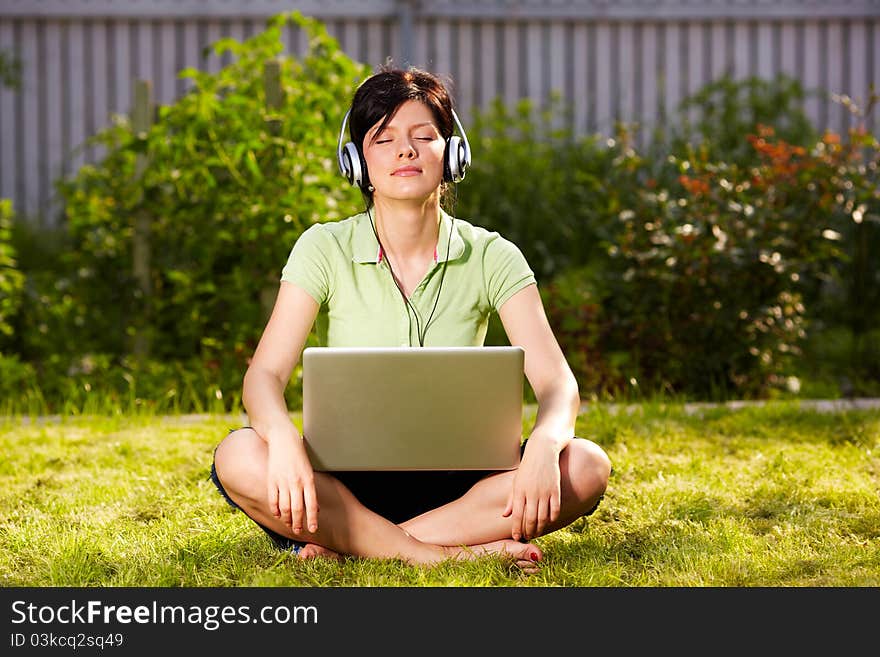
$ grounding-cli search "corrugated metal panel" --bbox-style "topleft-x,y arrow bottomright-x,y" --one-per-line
0,1 -> 878,224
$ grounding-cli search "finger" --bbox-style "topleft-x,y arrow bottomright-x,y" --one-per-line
291,490 -> 305,534
549,492 -> 561,524
510,494 -> 526,541
278,489 -> 292,528
535,497 -> 549,537
268,484 -> 280,518
523,497 -> 538,540
501,489 -> 513,518
304,482 -> 319,533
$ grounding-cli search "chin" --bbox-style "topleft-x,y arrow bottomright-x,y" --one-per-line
380,182 -> 441,201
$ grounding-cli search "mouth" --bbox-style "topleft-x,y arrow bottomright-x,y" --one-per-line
391,166 -> 422,176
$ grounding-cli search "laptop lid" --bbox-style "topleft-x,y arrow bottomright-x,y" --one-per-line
301,346 -> 524,471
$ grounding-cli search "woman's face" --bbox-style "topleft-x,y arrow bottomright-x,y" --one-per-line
361,99 -> 446,202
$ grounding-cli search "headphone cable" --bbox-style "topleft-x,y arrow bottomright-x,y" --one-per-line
367,206 -> 453,347
367,207 -> 419,346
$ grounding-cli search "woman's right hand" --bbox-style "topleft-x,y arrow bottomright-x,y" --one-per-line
265,432 -> 319,535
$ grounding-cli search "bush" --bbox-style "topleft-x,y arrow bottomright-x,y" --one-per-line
596,145 -> 814,398
0,353 -> 40,412
539,266 -> 627,398
54,12 -> 369,376
457,95 -> 641,282
0,199 -> 24,344
6,218 -> 82,368
802,119 -> 880,391
4,12 -> 370,412
669,74 -> 819,167
461,78 -> 879,400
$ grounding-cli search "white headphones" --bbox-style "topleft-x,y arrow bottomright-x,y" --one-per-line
337,107 -> 472,189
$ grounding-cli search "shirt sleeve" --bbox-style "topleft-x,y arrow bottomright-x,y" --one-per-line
280,223 -> 334,305
483,234 -> 537,311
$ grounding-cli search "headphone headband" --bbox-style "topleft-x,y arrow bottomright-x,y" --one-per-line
336,108 -> 354,178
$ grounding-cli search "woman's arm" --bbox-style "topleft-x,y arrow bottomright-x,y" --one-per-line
243,281 -> 319,438
497,283 -> 581,540
242,280 -> 321,533
498,283 -> 580,449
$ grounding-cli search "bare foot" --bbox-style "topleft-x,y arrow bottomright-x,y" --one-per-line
449,539 -> 543,574
296,542 -> 344,562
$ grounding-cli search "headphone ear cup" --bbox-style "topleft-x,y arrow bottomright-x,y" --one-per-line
445,135 -> 466,183
341,142 -> 364,188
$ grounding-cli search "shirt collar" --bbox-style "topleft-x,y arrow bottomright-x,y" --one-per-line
351,209 -> 465,264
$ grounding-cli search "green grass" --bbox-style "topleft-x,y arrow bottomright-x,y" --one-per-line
1,401 -> 878,587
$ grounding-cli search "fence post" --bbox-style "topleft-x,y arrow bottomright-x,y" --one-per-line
397,0 -> 416,67
132,79 -> 153,359
260,58 -> 283,323
263,57 -> 283,136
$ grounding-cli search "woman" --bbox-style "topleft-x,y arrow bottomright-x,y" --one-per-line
211,66 -> 611,573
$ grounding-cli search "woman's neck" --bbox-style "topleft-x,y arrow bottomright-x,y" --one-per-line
371,196 -> 442,262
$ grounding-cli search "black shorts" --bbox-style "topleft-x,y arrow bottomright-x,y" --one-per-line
209,428 -> 521,552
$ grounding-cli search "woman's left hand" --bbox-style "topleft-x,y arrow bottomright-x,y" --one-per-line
502,433 -> 562,541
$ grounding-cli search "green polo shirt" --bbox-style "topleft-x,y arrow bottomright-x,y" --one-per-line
280,209 -> 537,347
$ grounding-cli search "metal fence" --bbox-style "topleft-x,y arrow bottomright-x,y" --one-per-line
1,0 -> 879,225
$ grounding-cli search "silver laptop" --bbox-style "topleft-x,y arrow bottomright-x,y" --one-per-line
301,346 -> 525,471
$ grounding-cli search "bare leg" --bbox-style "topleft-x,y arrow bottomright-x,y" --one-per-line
400,438 -> 611,547
213,429 -> 541,568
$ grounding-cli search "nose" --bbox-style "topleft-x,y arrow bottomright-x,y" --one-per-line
397,140 -> 416,159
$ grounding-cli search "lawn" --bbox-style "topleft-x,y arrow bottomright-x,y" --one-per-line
1,401 -> 878,587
